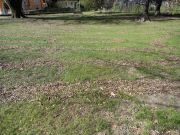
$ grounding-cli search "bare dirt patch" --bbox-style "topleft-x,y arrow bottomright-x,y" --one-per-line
139,93 -> 180,111
112,38 -> 127,43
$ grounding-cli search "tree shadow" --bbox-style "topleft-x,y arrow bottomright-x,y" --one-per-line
1,12 -> 179,25
29,12 -> 139,25
152,13 -> 180,22
27,12 -> 180,25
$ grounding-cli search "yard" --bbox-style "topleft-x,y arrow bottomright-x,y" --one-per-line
0,12 -> 180,134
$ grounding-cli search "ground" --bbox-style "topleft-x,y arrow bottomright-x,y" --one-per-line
0,12 -> 180,135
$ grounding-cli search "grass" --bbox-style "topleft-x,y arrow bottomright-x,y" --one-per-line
0,90 -> 122,135
136,107 -> 180,134
0,12 -> 180,134
0,100 -> 111,135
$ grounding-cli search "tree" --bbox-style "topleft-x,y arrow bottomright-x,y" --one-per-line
155,0 -> 163,16
104,0 -> 115,9
80,0 -> 104,10
93,0 -> 104,10
141,0 -> 163,21
3,0 -> 25,18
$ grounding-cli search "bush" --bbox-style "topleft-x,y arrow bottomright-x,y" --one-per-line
80,0 -> 104,11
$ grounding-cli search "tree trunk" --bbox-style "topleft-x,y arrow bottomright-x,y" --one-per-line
155,0 -> 162,16
3,0 -> 25,18
140,0 -> 151,22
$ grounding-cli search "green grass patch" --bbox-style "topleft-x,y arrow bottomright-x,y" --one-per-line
136,107 -> 180,134
0,49 -> 42,63
137,65 -> 180,81
62,64 -> 115,83
1,66 -> 61,88
166,35 -> 180,56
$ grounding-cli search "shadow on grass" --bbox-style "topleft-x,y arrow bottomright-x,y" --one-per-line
28,13 -> 137,25
27,12 -> 180,25
0,12 -> 179,25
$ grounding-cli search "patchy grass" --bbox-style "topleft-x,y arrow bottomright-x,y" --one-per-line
1,65 -> 62,89
136,107 -> 180,134
0,90 -> 120,135
1,90 -> 179,135
0,12 -> 180,134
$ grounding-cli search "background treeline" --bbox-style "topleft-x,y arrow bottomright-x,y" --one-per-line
80,0 -> 180,14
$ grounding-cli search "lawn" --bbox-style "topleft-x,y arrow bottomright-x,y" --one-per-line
0,12 -> 180,135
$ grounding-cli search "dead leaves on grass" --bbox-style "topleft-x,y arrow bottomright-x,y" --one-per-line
0,58 -> 63,70
0,45 -> 24,50
1,78 -> 179,103
96,79 -> 180,96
